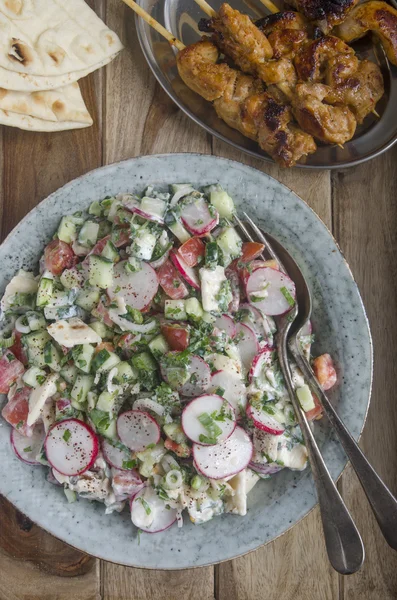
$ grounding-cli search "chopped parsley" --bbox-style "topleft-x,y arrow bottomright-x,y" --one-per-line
63,429 -> 71,442
139,497 -> 152,515
122,459 -> 138,470
23,446 -> 32,453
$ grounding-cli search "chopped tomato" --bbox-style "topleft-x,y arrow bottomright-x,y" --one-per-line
9,331 -> 28,366
94,301 -> 114,327
178,237 -> 205,267
241,242 -> 265,262
44,239 -> 76,276
0,351 -> 25,394
161,324 -> 190,351
2,386 -> 32,436
313,353 -> 337,391
91,235 -> 111,256
164,438 -> 191,458
157,260 -> 189,300
305,394 -> 323,421
94,341 -> 115,354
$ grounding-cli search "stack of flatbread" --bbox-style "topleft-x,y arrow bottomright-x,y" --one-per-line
0,0 -> 123,132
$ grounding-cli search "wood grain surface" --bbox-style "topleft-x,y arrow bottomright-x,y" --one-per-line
0,1 -> 396,599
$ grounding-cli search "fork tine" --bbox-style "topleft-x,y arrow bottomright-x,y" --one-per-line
231,214 -> 255,243
243,212 -> 281,267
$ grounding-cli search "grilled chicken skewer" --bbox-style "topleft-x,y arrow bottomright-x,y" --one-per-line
287,0 -> 360,32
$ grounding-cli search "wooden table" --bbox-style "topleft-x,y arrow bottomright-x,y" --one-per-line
1,2 -> 397,599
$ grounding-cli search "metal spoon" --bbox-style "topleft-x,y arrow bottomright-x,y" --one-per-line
241,213 -> 397,552
234,214 -> 364,575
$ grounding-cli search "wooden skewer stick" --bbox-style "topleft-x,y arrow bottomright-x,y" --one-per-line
372,109 -> 380,118
257,0 -> 280,14
121,0 -> 186,50
193,0 -> 217,18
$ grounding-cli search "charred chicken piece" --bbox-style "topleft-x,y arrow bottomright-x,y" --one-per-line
176,39 -> 235,101
294,35 -> 356,82
287,0 -> 359,31
335,1 -> 397,66
256,11 -> 312,59
292,83 -> 357,144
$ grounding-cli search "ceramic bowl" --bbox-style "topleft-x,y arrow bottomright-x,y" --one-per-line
0,154 -> 372,568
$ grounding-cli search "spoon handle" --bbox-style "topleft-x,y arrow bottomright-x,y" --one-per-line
278,332 -> 364,574
289,336 -> 397,551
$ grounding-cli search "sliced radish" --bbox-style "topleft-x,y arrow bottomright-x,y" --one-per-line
246,267 -> 296,316
249,348 -> 273,383
117,410 -> 160,452
235,322 -> 260,371
209,370 -> 247,415
246,404 -> 285,435
181,394 -> 236,445
299,320 -> 312,337
11,424 -> 45,465
150,249 -> 170,270
239,303 -> 274,343
181,197 -> 219,235
108,261 -> 159,311
248,461 -> 283,476
178,355 -> 211,397
131,485 -> 177,533
130,197 -> 167,224
170,250 -> 200,289
44,419 -> 99,476
112,468 -> 144,501
214,314 -> 236,338
101,438 -> 135,470
193,426 -> 253,480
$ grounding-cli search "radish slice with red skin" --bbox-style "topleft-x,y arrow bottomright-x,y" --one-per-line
117,410 -> 160,452
44,419 -> 99,476
162,354 -> 211,397
108,261 -> 159,311
246,404 -> 285,435
249,348 -> 273,383
101,438 -> 135,470
150,249 -> 170,270
246,267 -> 296,316
193,426 -> 253,480
11,424 -> 45,465
181,197 -> 219,235
239,303 -> 274,344
214,314 -> 236,338
181,394 -> 236,445
235,323 -> 260,371
248,461 -> 283,476
209,370 -> 247,415
131,206 -> 165,225
170,250 -> 200,289
130,485 -> 177,533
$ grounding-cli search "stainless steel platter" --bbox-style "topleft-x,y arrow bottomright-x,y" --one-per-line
135,0 -> 397,169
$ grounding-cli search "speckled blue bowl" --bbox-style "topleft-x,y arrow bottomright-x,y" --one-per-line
0,154 -> 372,569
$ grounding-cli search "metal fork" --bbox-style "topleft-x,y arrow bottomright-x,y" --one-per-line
239,213 -> 397,553
233,213 -> 365,575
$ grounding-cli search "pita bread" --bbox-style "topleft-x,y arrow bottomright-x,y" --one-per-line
0,81 -> 92,130
0,52 -> 118,91
0,0 -> 123,76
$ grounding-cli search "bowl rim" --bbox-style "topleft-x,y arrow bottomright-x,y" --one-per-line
0,153 -> 373,569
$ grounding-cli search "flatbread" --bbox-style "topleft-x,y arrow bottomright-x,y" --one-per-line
0,81 -> 93,131
0,0 -> 123,77
0,52 -> 118,91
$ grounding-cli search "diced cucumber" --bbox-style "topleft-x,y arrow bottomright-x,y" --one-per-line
207,184 -> 235,218
168,220 -> 191,243
132,351 -> 157,372
60,268 -> 84,289
72,344 -> 95,373
24,330 -> 51,367
101,240 -> 119,262
87,390 -> 98,411
106,199 -> 122,221
75,288 -> 101,312
22,366 -> 46,388
46,289 -> 77,308
71,374 -> 94,405
148,334 -> 169,360
89,255 -> 113,289
26,311 -> 46,331
60,364 -> 78,384
130,229 -> 157,261
140,196 -> 167,221
92,348 -> 120,373
185,297 -> 204,320
217,227 -> 242,264
44,341 -> 62,372
64,488 -> 77,503
169,184 -> 195,206
296,384 -> 315,412
202,311 -> 216,324
89,201 -> 103,217
164,299 -> 187,321
89,407 -> 117,439
96,390 -> 118,414
125,256 -> 142,273
44,305 -> 80,321
163,421 -> 187,444
78,220 -> 99,248
88,321 -> 114,340
115,361 -> 138,383
36,278 -> 54,307
57,216 -> 78,244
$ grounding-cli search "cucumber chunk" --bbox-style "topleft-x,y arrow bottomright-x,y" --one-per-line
89,255 -> 113,289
